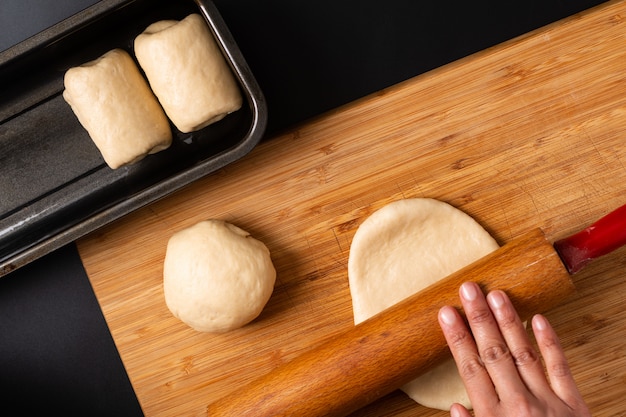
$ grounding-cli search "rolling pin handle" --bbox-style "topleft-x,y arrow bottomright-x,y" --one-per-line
554,204 -> 626,274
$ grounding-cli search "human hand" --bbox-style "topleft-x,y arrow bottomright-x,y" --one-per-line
438,282 -> 591,417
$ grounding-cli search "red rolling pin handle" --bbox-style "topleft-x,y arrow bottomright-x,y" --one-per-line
207,229 -> 576,417
554,203 -> 626,273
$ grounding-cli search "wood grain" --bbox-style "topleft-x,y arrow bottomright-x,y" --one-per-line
77,1 -> 626,416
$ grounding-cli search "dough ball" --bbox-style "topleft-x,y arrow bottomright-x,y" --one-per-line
348,198 -> 500,410
63,49 -> 172,169
134,13 -> 243,133
163,220 -> 276,333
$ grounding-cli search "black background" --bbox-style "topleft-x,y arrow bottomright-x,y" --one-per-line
0,0 -> 608,415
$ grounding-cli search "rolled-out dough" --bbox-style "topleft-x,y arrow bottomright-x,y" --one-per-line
163,220 -> 276,333
134,13 -> 243,133
63,48 -> 172,169
348,198 -> 500,410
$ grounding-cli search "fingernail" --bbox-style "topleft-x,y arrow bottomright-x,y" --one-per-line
460,282 -> 478,301
533,314 -> 548,331
488,291 -> 505,309
439,306 -> 457,326
450,405 -> 464,417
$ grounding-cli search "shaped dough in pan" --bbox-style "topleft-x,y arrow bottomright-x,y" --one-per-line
134,13 -> 242,133
63,48 -> 172,169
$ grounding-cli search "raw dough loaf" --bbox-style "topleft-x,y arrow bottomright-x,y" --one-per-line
134,13 -> 243,133
348,198 -> 500,410
63,49 -> 172,169
163,220 -> 276,333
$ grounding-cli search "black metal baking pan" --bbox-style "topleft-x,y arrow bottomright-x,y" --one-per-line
0,0 -> 267,277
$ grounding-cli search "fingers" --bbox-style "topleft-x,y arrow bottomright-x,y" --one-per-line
485,290 -> 550,395
438,304 -> 498,410
532,314 -> 587,409
456,282 -> 527,399
440,282 -> 591,417
439,282 -> 552,405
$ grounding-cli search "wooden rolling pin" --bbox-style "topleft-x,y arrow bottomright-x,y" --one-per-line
207,205 -> 626,417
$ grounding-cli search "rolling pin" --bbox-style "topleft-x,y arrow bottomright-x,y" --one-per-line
207,204 -> 626,417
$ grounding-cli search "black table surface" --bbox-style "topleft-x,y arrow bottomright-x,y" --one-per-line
0,0 -> 608,414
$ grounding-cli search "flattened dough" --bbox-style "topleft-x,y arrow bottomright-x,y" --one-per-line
63,49 -> 172,169
134,13 -> 243,133
348,198 -> 499,410
163,220 -> 276,333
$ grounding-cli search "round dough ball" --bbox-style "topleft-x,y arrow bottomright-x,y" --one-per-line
348,198 -> 500,410
163,220 -> 276,333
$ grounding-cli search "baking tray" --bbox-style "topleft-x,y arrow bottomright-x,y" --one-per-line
0,0 -> 267,277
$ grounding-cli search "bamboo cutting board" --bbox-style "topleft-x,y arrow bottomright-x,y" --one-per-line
77,1 -> 626,416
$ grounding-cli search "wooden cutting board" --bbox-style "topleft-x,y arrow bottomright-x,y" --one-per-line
77,1 -> 626,416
